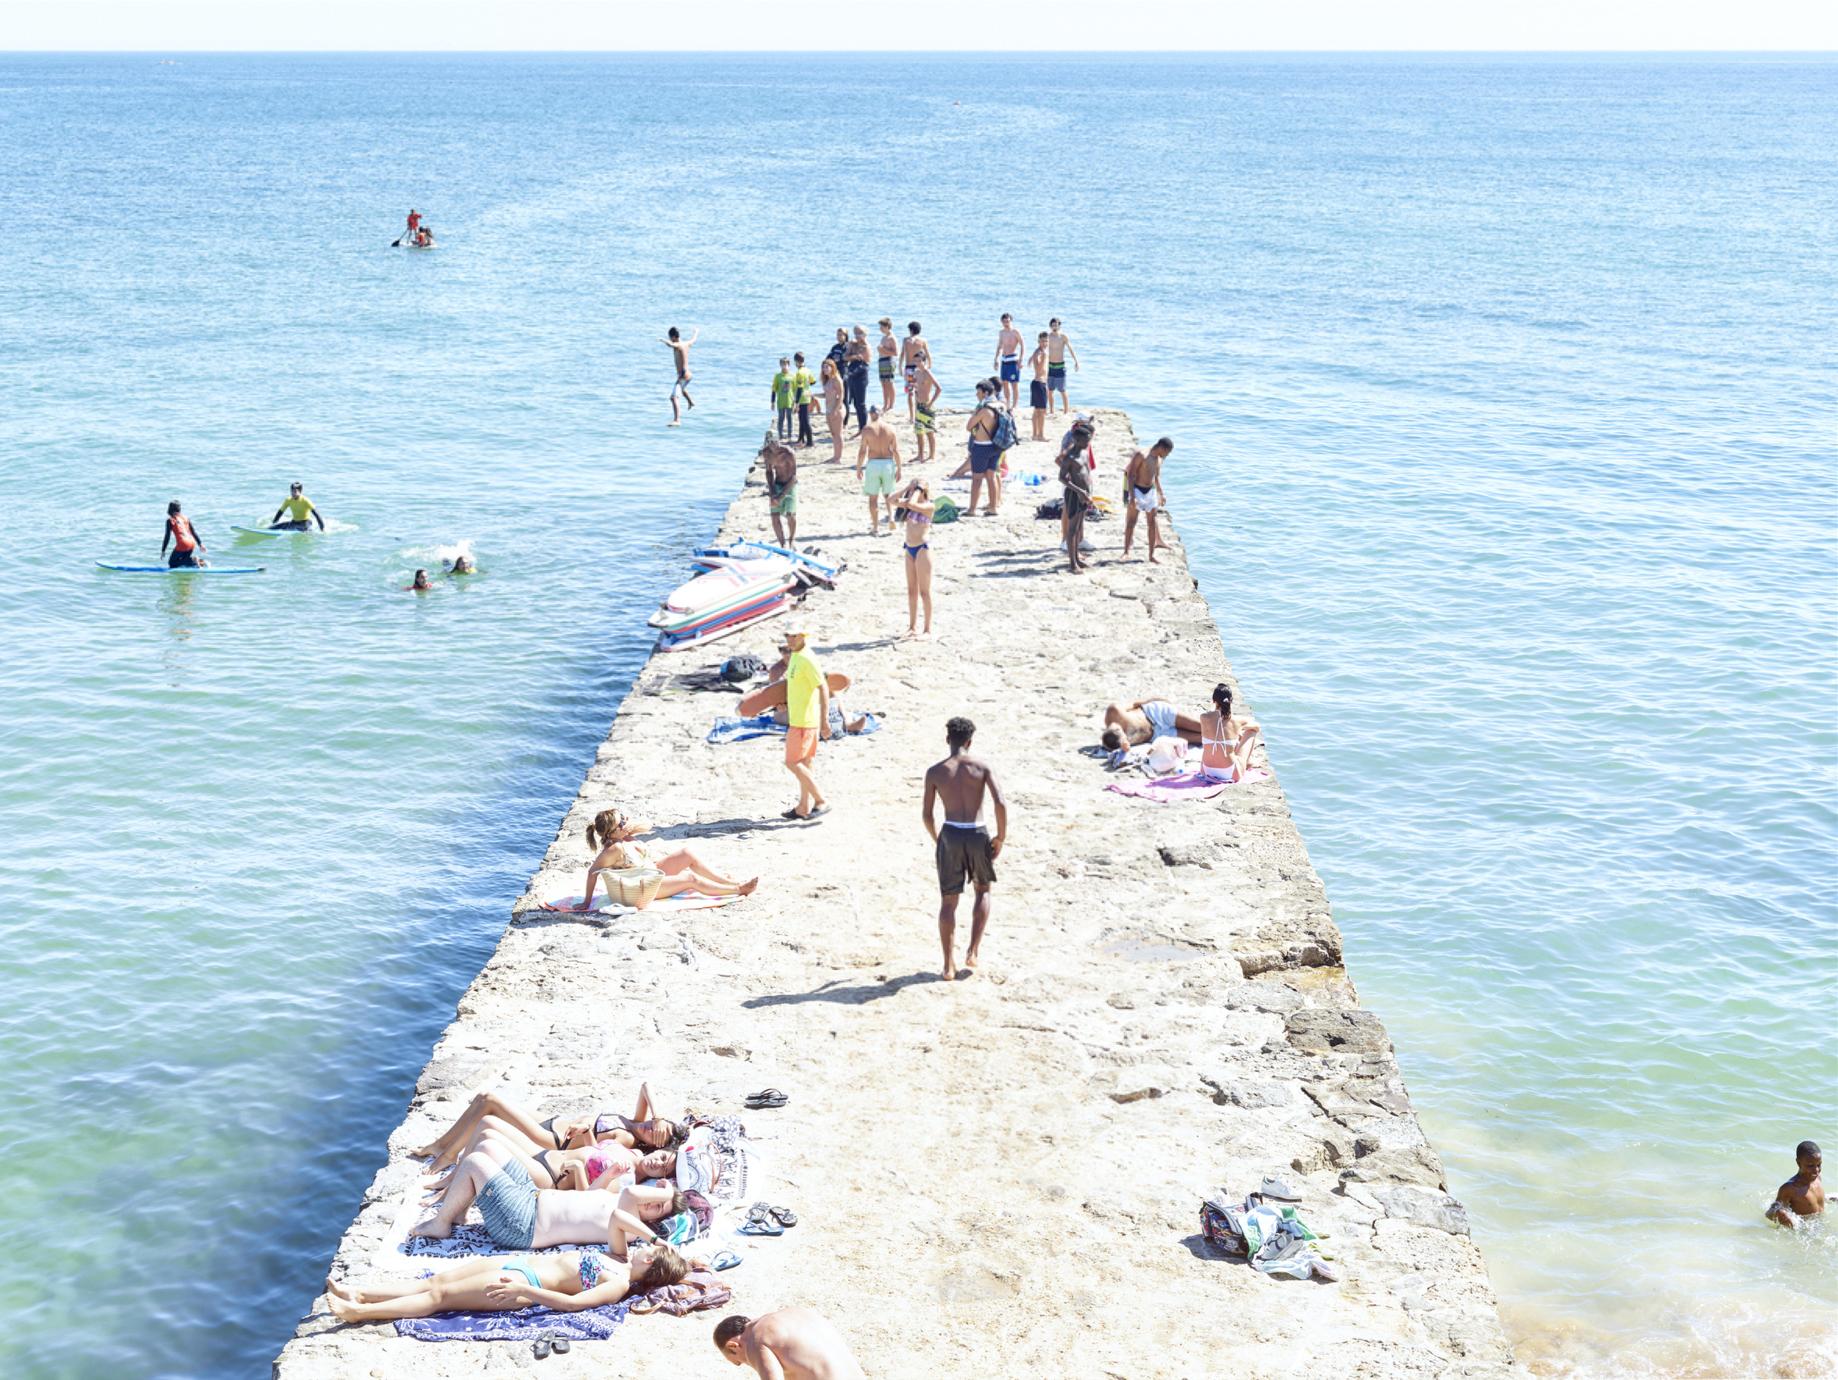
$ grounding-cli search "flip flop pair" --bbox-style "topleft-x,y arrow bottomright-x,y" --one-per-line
532,1336 -> 572,1359
745,1088 -> 788,1109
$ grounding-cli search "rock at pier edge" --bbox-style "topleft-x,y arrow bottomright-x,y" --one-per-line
276,409 -> 1514,1379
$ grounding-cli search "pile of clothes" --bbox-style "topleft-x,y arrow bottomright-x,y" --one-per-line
1201,1177 -> 1339,1283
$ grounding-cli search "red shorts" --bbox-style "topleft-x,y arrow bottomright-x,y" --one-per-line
784,727 -> 818,766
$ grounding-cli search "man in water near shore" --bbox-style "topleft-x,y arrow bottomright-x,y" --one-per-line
923,716 -> 1008,981
1766,1141 -> 1824,1228
715,1308 -> 866,1378
270,482 -> 326,531
1028,331 -> 1050,440
763,436 -> 798,548
664,326 -> 697,425
856,406 -> 903,535
1046,317 -> 1079,414
407,568 -> 432,592
993,312 -> 1024,409
161,500 -> 206,568
1121,437 -> 1173,563
780,627 -> 829,822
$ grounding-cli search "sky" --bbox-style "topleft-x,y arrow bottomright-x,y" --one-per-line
3,0 -> 1835,52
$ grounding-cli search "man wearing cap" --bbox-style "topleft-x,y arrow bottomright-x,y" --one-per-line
270,482 -> 326,532
779,627 -> 829,821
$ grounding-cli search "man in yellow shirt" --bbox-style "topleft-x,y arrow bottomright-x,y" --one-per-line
779,627 -> 829,821
270,482 -> 326,531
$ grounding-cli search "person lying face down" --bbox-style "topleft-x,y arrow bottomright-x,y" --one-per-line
715,1306 -> 868,1378
327,1238 -> 690,1324
577,806 -> 760,911
414,1082 -> 686,1174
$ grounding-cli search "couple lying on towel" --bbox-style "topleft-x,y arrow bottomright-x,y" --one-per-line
575,807 -> 760,911
1102,682 -> 1261,783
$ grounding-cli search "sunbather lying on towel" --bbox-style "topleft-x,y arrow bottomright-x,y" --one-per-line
430,1128 -> 677,1197
1101,697 -> 1204,752
415,1083 -> 684,1170
579,807 -> 760,911
412,1137 -> 693,1251
328,1240 -> 691,1323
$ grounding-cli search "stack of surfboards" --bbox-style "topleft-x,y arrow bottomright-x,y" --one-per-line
651,542 -> 843,653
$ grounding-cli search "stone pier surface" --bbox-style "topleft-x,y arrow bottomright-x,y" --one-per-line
277,410 -> 1513,1379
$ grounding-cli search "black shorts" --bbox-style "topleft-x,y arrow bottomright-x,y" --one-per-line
1029,380 -> 1048,409
168,549 -> 200,568
936,826 -> 996,896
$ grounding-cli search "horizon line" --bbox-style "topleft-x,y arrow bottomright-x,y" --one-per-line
5,47 -> 1836,56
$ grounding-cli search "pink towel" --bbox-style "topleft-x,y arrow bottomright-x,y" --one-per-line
1104,768 -> 1269,803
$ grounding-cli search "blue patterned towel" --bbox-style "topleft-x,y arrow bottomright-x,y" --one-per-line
395,1297 -> 633,1343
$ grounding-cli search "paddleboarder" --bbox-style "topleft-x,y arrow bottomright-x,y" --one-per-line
161,501 -> 206,568
269,482 -> 326,532
402,209 -> 421,245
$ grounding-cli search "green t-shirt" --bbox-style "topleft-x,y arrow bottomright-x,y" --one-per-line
792,368 -> 816,406
773,371 -> 796,408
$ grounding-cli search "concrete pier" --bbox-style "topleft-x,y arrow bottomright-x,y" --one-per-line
276,409 -> 1514,1379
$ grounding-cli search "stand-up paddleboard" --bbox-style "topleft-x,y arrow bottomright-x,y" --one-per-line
231,524 -> 317,539
656,597 -> 791,653
650,575 -> 797,633
653,588 -> 793,639
694,540 -> 840,583
660,564 -> 795,616
97,562 -> 265,575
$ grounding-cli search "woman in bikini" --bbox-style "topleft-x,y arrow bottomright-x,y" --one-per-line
414,1083 -> 684,1170
328,1239 -> 690,1323
430,1125 -> 678,1196
821,357 -> 846,463
412,1136 -> 698,1251
1198,681 -> 1261,783
577,808 -> 759,911
892,479 -> 935,641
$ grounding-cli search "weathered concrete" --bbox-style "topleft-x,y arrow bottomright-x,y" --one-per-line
276,409 -> 1514,1379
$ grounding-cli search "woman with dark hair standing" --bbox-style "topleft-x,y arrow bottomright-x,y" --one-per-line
1199,683 -> 1261,783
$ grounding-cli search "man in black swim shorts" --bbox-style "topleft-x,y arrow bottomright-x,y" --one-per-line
922,716 -> 1008,981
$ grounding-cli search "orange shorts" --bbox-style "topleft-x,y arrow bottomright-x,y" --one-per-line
784,727 -> 818,766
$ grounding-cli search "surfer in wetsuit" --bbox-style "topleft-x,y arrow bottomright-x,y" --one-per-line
161,500 -> 206,568
270,482 -> 326,532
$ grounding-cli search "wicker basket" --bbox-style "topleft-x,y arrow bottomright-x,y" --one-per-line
604,867 -> 665,908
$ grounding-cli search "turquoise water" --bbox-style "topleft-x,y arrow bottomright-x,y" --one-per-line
1,53 -> 1833,1378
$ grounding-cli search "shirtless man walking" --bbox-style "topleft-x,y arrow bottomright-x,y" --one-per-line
923,716 -> 1008,981
993,312 -> 1024,409
715,1309 -> 866,1379
1766,1141 -> 1824,1228
1045,316 -> 1080,415
855,405 -> 903,535
1028,331 -> 1050,440
1121,436 -> 1173,563
664,326 -> 697,426
899,321 -> 930,423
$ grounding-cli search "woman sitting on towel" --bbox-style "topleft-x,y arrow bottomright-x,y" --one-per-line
430,1126 -> 677,1196
415,1082 -> 685,1171
412,1136 -> 700,1254
327,1239 -> 690,1323
578,807 -> 760,911
1198,681 -> 1260,783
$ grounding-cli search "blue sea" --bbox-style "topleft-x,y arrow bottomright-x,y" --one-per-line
0,53 -> 1832,1378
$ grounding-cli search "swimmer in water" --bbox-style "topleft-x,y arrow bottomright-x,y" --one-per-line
408,568 -> 432,591
1766,1141 -> 1824,1228
444,555 -> 476,576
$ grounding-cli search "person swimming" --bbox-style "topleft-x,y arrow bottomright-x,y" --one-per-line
408,568 -> 432,591
443,555 -> 476,576
1767,1140 -> 1824,1228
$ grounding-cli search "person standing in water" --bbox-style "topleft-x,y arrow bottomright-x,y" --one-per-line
160,501 -> 206,568
407,568 -> 432,592
1121,437 -> 1173,563
664,326 -> 697,426
993,312 -> 1024,410
923,716 -> 1008,980
1766,1141 -> 1824,1228
269,482 -> 326,532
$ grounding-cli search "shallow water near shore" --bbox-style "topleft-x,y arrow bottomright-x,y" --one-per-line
1,52 -> 1833,1378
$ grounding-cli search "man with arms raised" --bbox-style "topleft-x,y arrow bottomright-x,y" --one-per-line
923,716 -> 1008,981
714,1308 -> 866,1379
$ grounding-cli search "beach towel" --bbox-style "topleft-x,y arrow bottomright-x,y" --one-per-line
706,708 -> 881,745
1104,769 -> 1270,804
536,892 -> 738,917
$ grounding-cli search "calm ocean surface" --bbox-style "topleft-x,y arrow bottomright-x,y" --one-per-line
0,53 -> 1832,1378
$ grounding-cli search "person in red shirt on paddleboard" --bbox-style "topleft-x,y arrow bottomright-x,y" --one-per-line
161,500 -> 206,568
